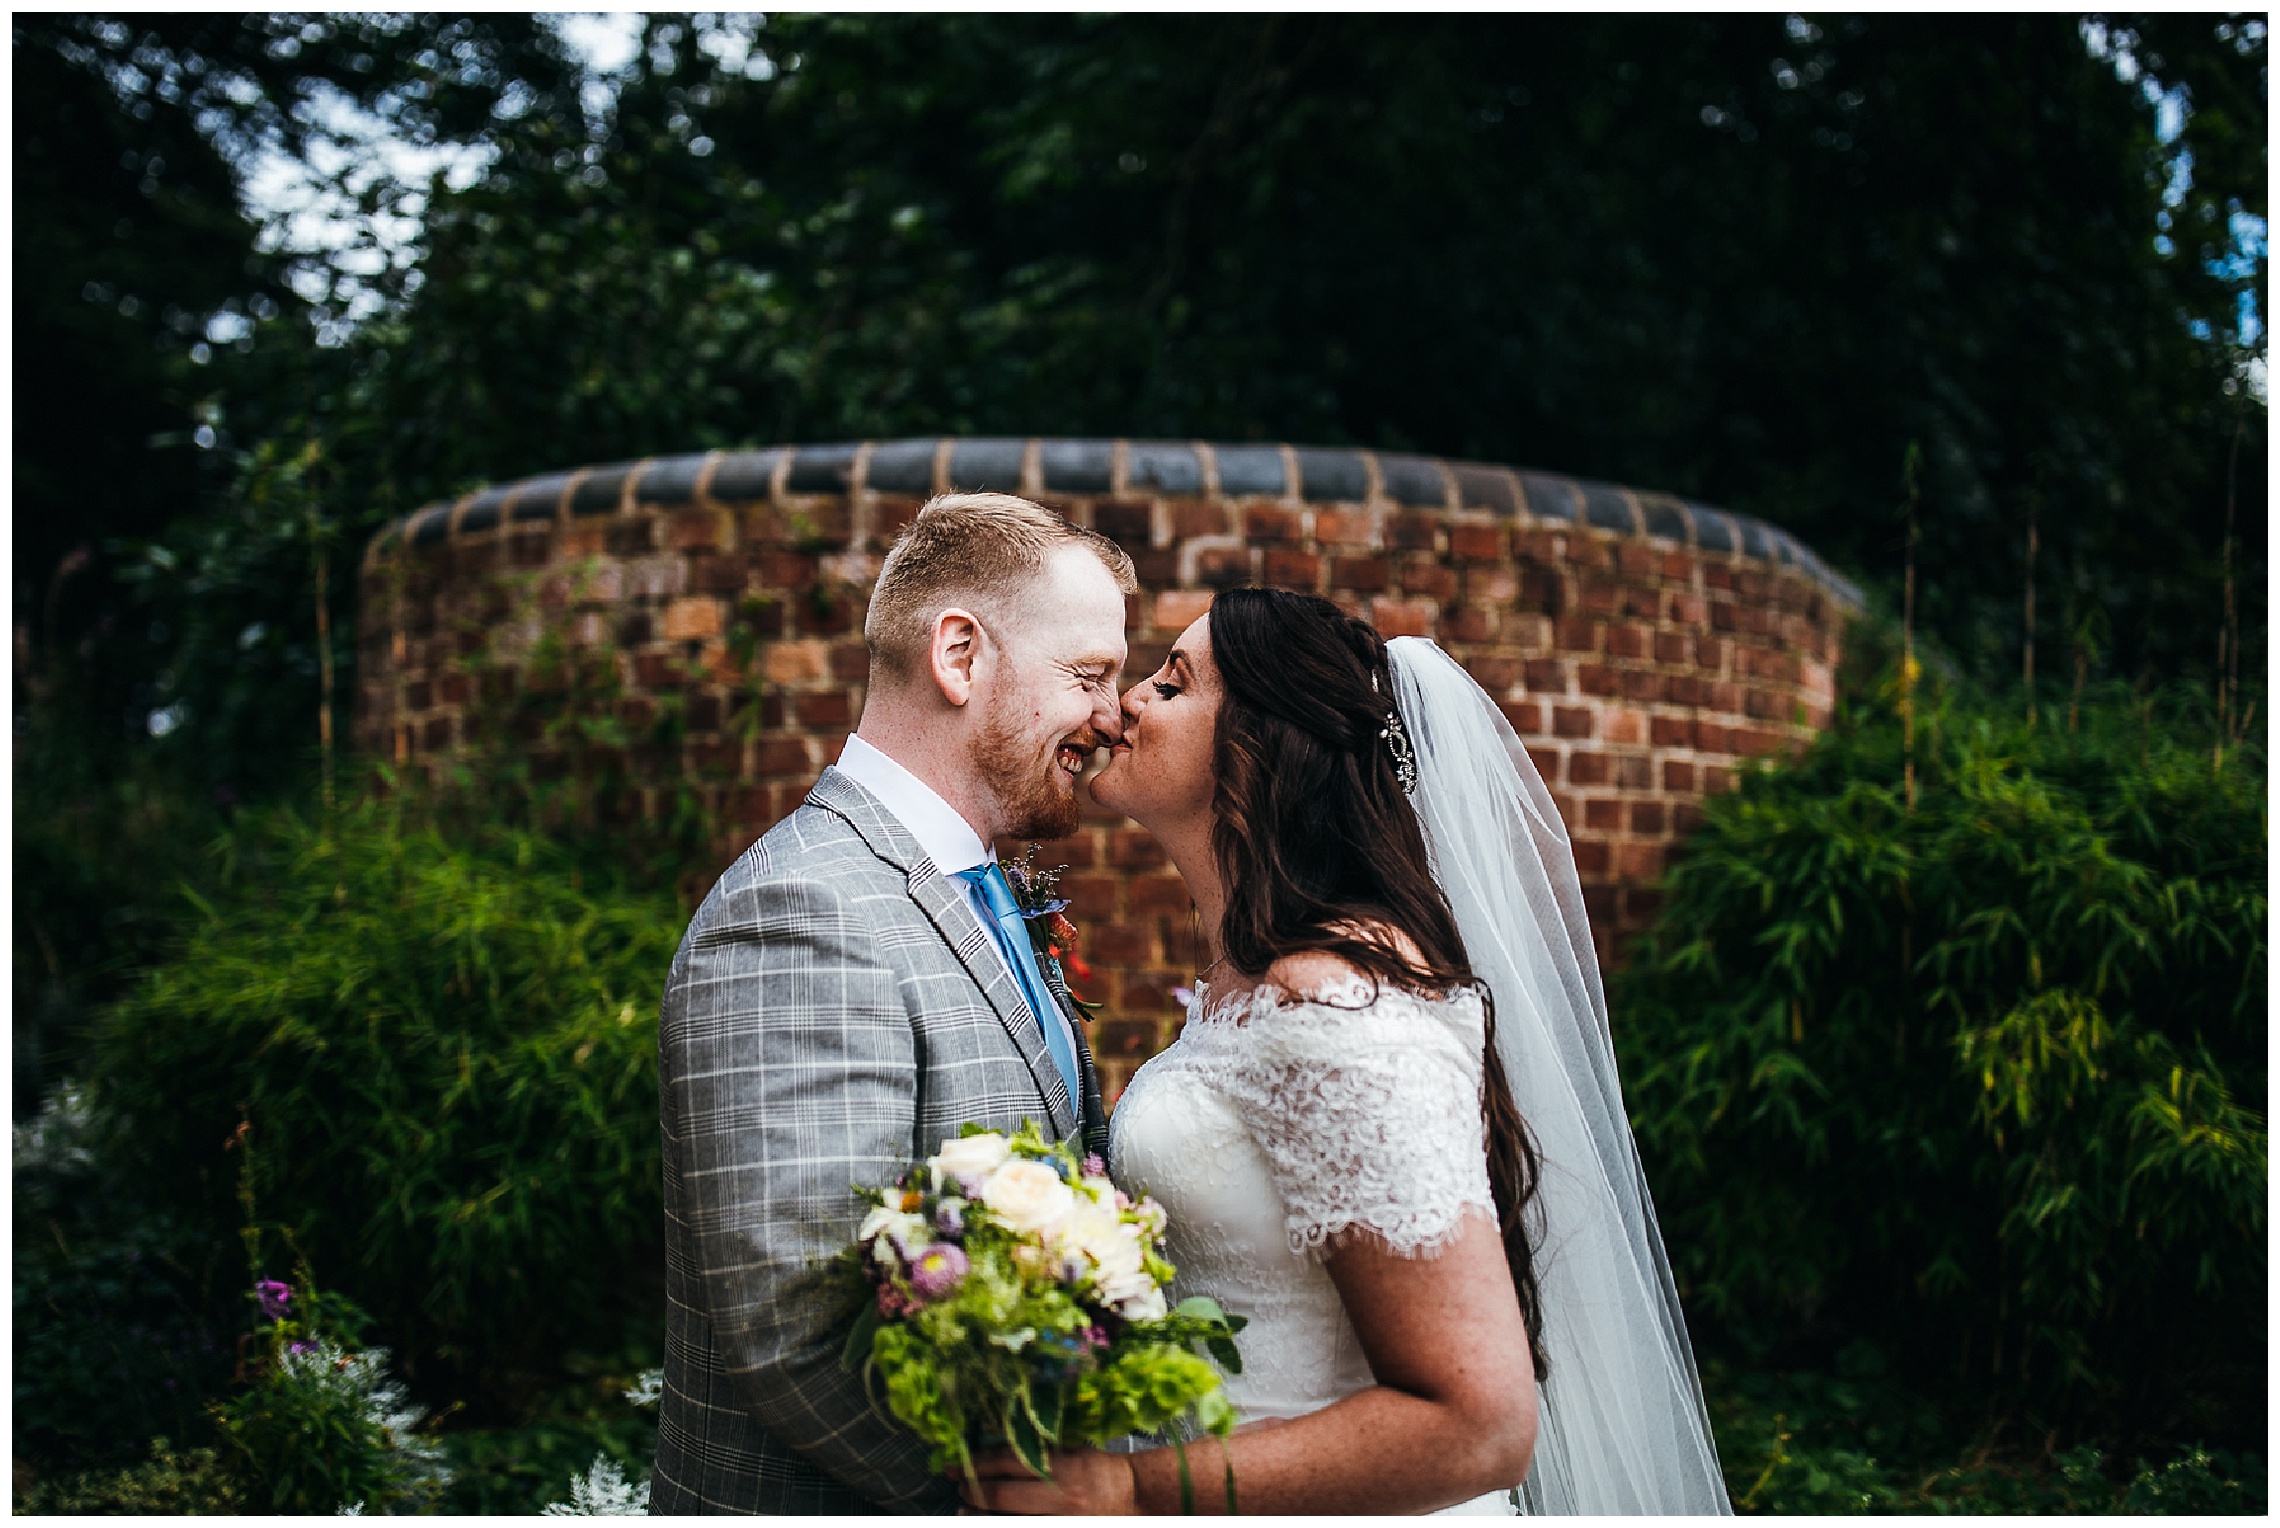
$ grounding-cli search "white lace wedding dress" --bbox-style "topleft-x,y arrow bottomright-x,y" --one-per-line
1111,976 -> 1518,1516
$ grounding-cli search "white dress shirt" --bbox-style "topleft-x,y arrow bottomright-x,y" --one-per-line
834,734 -> 1082,1076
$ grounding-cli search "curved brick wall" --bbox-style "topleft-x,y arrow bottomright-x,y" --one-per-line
357,439 -> 1858,1099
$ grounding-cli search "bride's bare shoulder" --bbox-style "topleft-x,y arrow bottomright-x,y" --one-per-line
1261,921 -> 1426,1003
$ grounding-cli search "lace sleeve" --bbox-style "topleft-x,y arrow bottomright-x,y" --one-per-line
1214,981 -> 1495,1260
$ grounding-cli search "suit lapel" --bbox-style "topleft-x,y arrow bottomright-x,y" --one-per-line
807,769 -> 1079,1139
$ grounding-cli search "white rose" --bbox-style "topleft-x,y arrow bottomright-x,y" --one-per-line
1056,1202 -> 1143,1281
1079,1174 -> 1119,1204
980,1159 -> 1076,1234
934,1132 -> 1013,1181
1095,1268 -> 1156,1305
1117,1285 -> 1169,1322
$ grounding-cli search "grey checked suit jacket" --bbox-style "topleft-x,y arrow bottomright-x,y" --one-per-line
653,768 -> 1109,1514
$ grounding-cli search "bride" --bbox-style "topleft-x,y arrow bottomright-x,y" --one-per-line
957,588 -> 1731,1515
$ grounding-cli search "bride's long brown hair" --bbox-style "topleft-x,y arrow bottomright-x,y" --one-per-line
1207,586 -> 1549,1380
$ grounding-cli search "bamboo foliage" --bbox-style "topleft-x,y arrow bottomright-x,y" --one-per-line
1614,671 -> 2266,1423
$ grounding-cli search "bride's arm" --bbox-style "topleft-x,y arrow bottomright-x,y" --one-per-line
962,1211 -> 1536,1514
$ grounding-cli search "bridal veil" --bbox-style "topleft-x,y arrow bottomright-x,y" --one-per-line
1387,636 -> 1731,1516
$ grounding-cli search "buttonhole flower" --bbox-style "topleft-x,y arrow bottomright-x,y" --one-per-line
909,1244 -> 970,1301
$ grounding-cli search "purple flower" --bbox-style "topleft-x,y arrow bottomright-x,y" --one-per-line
876,1284 -> 917,1320
254,1280 -> 293,1321
288,1341 -> 317,1356
934,1200 -> 965,1238
1081,1154 -> 1107,1179
909,1244 -> 970,1301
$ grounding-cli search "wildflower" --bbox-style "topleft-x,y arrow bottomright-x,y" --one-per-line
909,1244 -> 970,1300
255,1279 -> 293,1321
934,1199 -> 965,1238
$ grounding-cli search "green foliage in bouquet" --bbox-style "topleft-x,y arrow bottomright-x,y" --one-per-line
90,798 -> 685,1400
830,1123 -> 1245,1502
1615,669 -> 2265,1439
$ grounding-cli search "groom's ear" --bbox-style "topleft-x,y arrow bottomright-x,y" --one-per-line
928,607 -> 983,708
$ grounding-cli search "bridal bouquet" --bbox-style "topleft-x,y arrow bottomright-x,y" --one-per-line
831,1122 -> 1244,1491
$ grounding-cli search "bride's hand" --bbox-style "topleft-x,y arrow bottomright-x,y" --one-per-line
954,1447 -> 1138,1515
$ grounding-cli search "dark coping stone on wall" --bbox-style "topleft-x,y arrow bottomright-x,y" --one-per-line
1689,504 -> 1737,554
571,464 -> 636,518
1736,516 -> 1771,560
1455,464 -> 1521,517
948,438 -> 1026,493
1638,494 -> 1690,545
708,448 -> 782,503
1295,447 -> 1368,504
1381,454 -> 1450,508
867,438 -> 939,495
1126,441 -> 1201,496
1040,439 -> 1114,494
786,442 -> 859,495
1581,481 -> 1639,535
457,486 -> 511,536
506,472 -> 575,523
635,454 -> 708,506
1214,444 -> 1287,497
1518,473 -> 1582,523
409,502 -> 455,548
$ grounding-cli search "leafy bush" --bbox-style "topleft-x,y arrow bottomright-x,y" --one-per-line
1616,673 -> 2266,1440
13,1087 -> 237,1476
14,1438 -> 241,1514
90,800 -> 685,1404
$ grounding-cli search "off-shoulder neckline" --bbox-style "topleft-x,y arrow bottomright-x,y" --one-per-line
1185,971 -> 1484,1030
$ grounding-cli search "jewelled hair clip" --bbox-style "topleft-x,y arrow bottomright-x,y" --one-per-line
1382,709 -> 1419,795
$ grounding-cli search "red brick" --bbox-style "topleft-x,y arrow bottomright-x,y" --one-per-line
1704,563 -> 1736,592
1263,549 -> 1323,589
1552,705 -> 1595,739
1403,562 -> 1458,601
1129,874 -> 1190,915
1710,681 -> 1743,713
1626,887 -> 1666,925
663,509 -> 724,551
1568,750 -> 1611,785
421,716 -> 454,750
1613,754 -> 1652,789
1663,759 -> 1696,792
605,522 -> 654,557
1110,830 -> 1167,870
1095,1017 -> 1163,1060
1744,687 -> 1784,720
1571,838 -> 1611,875
1173,501 -> 1231,539
1580,578 -> 1621,617
1674,802 -> 1707,834
832,642 -> 871,683
1388,513 -> 1441,551
691,555 -> 746,596
1556,618 -> 1599,653
1620,669 -> 1665,704
1655,632 -> 1692,665
1155,590 -> 1213,633
1194,547 -> 1249,588
1585,797 -> 1623,831
1063,873 -> 1120,919
1524,657 -> 1566,693
1667,592 -> 1708,626
1604,709 -> 1644,746
1371,598 -> 1436,639
1616,841 -> 1664,880
758,551 -> 818,588
1445,604 -> 1494,643
1630,800 -> 1666,835
1702,766 -> 1735,794
1450,523 -> 1506,562
1660,550 -> 1695,581
686,692 -> 724,732
1332,555 -> 1392,593
1245,506 -> 1301,544
1694,720 -> 1732,753
1524,743 -> 1560,780
1092,923 -> 1158,964
1606,622 -> 1650,660
1316,508 -> 1376,547
1617,542 -> 1659,578
755,737 -> 813,777
1577,663 -> 1618,697
1733,727 -> 1783,758
1501,701 -> 1545,735
796,689 -> 853,729
1467,655 -> 1523,691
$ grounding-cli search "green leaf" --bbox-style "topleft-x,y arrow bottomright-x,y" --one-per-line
1027,1378 -> 1064,1444
1005,1399 -> 1051,1480
840,1301 -> 882,1374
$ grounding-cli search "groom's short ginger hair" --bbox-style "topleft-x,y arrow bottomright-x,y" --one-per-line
864,492 -> 1137,684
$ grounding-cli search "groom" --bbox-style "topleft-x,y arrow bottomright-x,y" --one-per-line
652,492 -> 1136,1513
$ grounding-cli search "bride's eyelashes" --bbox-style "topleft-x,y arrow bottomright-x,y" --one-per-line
1152,681 -> 1181,700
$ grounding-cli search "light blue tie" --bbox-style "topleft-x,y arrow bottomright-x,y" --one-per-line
955,863 -> 1082,1111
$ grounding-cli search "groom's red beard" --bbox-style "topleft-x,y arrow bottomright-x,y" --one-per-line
975,712 -> 1102,840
